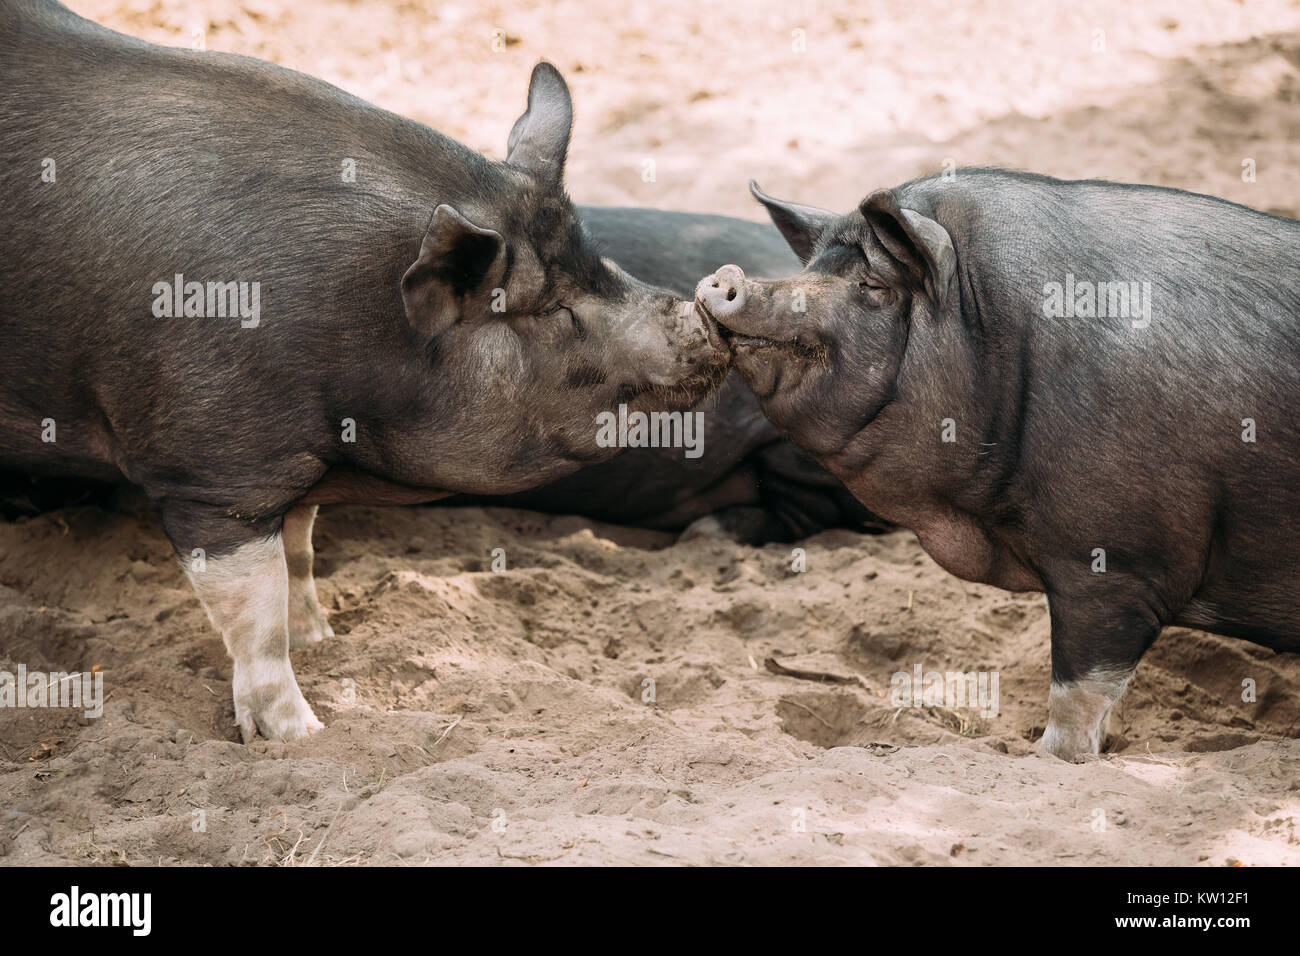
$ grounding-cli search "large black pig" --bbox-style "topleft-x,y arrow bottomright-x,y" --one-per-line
696,170 -> 1300,760
0,1 -> 727,741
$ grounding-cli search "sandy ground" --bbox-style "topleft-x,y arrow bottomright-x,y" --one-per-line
1,0 -> 1298,865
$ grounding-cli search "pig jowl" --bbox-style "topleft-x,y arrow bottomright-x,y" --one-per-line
0,3 -> 728,742
697,170 -> 1300,761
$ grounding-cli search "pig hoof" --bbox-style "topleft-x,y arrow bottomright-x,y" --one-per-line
678,515 -> 728,542
289,603 -> 334,649
237,701 -> 325,743
288,618 -> 334,649
1040,674 -> 1130,761
233,672 -> 325,742
1038,723 -> 1098,762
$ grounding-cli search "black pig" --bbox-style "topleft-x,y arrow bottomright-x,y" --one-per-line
697,170 -> 1300,760
0,1 -> 727,741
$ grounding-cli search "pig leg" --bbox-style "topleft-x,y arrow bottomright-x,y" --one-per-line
283,503 -> 334,649
1041,669 -> 1134,760
166,507 -> 324,742
1040,591 -> 1158,761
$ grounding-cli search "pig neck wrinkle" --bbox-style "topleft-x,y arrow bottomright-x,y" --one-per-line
958,258 -> 1033,507
825,300 -> 913,453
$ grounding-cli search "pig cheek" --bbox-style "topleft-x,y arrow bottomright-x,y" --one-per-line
605,314 -> 671,384
468,324 -> 531,390
766,350 -> 834,427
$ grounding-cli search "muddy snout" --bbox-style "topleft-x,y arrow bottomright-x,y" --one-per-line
631,293 -> 730,393
667,294 -> 729,362
695,264 -> 749,321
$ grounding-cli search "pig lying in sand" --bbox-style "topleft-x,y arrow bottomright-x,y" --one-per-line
696,170 -> 1300,761
0,1 -> 727,741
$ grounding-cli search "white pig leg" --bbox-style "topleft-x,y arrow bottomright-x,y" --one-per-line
1040,669 -> 1133,761
282,503 -> 334,649
185,533 -> 324,742
1039,585 -> 1159,762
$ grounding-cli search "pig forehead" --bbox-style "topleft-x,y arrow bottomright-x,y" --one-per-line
808,238 -> 868,274
496,183 -> 620,295
540,231 -> 622,296
511,187 -> 578,248
809,215 -> 871,254
507,229 -> 619,302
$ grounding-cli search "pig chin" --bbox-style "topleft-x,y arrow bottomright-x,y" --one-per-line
615,352 -> 730,412
715,325 -> 819,402
616,311 -> 732,410
731,349 -> 790,402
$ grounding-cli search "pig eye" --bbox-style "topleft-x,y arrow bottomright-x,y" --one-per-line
858,279 -> 894,305
544,303 -> 585,338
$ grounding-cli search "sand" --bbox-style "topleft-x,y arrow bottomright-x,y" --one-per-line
0,0 -> 1297,865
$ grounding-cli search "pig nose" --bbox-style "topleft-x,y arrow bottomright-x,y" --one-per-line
695,265 -> 747,319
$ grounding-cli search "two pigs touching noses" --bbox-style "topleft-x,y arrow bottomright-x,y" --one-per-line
5,1 -> 1299,761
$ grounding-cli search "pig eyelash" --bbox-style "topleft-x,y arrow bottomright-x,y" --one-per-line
856,249 -> 887,292
543,303 -> 585,339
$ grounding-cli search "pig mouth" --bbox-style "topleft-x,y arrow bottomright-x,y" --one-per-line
697,303 -> 826,361
615,353 -> 731,409
614,306 -> 733,407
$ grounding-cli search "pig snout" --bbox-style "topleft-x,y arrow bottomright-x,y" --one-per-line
695,265 -> 748,320
635,294 -> 730,390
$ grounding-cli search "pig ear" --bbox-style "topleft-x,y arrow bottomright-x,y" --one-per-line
749,180 -> 836,264
402,205 -> 506,340
858,190 -> 956,305
506,62 -> 573,183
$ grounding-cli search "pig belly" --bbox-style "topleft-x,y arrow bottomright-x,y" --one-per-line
1177,582 -> 1300,653
302,467 -> 451,507
1171,511 -> 1300,652
913,512 -> 1041,593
